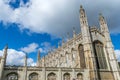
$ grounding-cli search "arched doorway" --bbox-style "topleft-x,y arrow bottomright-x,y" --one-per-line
77,73 -> 83,80
47,72 -> 56,80
7,72 -> 18,80
63,73 -> 70,80
29,73 -> 38,80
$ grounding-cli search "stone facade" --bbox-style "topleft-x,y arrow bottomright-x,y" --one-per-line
0,5 -> 120,80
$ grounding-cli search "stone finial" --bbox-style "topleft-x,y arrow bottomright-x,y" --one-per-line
38,50 -> 40,59
99,13 -> 106,24
80,5 -> 83,9
24,53 -> 27,67
73,27 -> 76,38
5,44 -> 8,50
99,13 -> 104,19
62,36 -> 65,44
37,50 -> 41,66
67,32 -> 70,41
99,13 -> 102,16
3,44 -> 8,65
58,42 -> 60,48
37,50 -> 40,60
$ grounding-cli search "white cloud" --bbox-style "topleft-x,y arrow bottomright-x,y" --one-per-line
39,42 -> 54,54
0,50 -> 3,56
27,58 -> 36,66
0,0 -> 120,36
20,43 -> 39,53
0,48 -> 36,66
115,49 -> 120,62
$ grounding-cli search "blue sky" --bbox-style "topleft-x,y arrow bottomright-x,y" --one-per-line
0,0 -> 120,66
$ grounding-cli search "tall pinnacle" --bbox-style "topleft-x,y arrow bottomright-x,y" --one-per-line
24,53 -> 27,67
3,44 -> 8,65
37,50 -> 40,67
73,27 -> 76,38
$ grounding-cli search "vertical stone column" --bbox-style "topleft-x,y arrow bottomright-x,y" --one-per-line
72,69 -> 75,79
23,67 -> 27,80
42,67 -> 46,80
23,54 -> 27,80
58,68 -> 62,80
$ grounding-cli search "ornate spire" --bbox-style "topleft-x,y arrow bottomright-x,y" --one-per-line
5,44 -> 8,50
80,5 -> 85,13
73,27 -> 76,38
80,5 -> 83,9
3,44 -> 8,58
24,53 -> 27,67
79,5 -> 88,26
99,13 -> 109,34
58,42 -> 60,48
0,45 -> 8,80
37,50 -> 40,60
3,44 -> 8,64
37,50 -> 40,67
67,32 -> 70,41
62,36 -> 65,45
99,13 -> 106,24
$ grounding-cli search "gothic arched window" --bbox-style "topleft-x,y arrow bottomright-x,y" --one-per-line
7,72 -> 18,80
29,73 -> 38,80
77,73 -> 83,80
47,73 -> 56,80
78,44 -> 86,69
63,73 -> 70,80
93,41 -> 107,69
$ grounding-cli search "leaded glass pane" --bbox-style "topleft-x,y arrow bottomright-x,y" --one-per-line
29,73 -> 38,80
77,73 -> 83,80
94,41 -> 107,69
47,73 -> 56,80
63,73 -> 70,80
7,73 -> 18,80
79,44 -> 86,68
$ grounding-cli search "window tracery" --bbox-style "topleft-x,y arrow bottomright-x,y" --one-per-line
63,73 -> 70,80
78,44 -> 86,68
7,73 -> 18,80
47,73 -> 56,80
77,73 -> 83,80
29,73 -> 38,80
93,41 -> 107,69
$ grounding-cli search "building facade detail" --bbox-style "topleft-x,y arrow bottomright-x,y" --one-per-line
0,5 -> 120,80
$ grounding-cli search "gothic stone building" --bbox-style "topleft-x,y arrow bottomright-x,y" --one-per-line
0,6 -> 120,80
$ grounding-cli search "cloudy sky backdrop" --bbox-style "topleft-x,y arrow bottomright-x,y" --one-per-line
0,0 -> 120,66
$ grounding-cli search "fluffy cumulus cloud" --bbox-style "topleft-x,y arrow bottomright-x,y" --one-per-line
39,42 -> 54,55
0,50 -> 3,56
0,42 -> 53,66
0,0 -> 120,36
0,48 -> 36,66
115,49 -> 120,62
20,42 -> 39,53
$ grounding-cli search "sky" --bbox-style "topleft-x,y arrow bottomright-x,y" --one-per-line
0,0 -> 120,66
